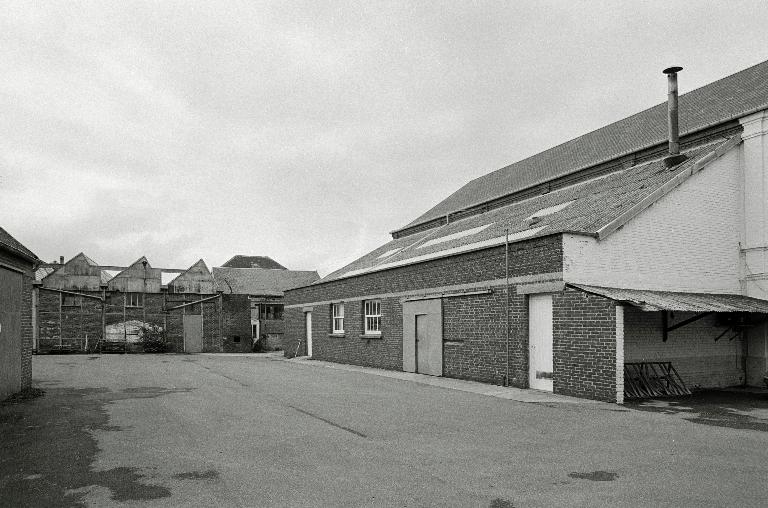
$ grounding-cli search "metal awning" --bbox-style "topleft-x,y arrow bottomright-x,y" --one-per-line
568,284 -> 768,313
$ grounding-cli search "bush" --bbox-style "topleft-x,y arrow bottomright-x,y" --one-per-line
138,324 -> 167,354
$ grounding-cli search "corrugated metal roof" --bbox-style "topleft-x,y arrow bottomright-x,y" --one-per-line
35,266 -> 56,281
100,270 -> 121,284
321,139 -> 727,283
570,284 -> 768,313
400,59 -> 768,232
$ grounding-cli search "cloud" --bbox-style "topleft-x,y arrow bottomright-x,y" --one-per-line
2,1 -> 768,275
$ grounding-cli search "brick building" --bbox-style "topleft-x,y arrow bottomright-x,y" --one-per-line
34,253 -> 318,354
214,265 -> 319,352
0,227 -> 38,400
284,61 -> 768,402
35,255 -> 221,353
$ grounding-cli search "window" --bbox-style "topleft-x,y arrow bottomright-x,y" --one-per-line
332,303 -> 345,333
259,304 -> 284,320
233,336 -> 241,343
364,300 -> 381,334
61,294 -> 82,307
126,292 -> 143,308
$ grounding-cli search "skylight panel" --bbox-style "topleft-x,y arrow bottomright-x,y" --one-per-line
525,200 -> 575,222
377,248 -> 402,259
418,223 -> 492,249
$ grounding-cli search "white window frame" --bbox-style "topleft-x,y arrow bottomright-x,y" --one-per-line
332,303 -> 345,334
126,292 -> 143,308
364,300 -> 381,335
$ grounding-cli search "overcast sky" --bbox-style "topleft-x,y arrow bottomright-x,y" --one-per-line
2,1 -> 768,275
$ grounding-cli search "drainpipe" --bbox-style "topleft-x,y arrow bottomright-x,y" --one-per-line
505,229 -> 510,387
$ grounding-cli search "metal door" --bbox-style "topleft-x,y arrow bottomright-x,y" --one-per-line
0,267 -> 23,399
403,299 -> 442,376
183,314 -> 203,353
529,294 -> 554,391
305,312 -> 312,357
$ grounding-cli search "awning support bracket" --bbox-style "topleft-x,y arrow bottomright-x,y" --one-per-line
662,311 -> 714,342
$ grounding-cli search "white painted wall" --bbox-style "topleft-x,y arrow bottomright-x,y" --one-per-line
624,308 -> 744,389
563,147 -> 741,293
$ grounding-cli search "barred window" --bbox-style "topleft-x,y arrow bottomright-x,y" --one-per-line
364,300 -> 381,334
126,292 -> 143,308
332,303 -> 344,334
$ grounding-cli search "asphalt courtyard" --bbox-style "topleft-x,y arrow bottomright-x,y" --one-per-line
2,355 -> 768,507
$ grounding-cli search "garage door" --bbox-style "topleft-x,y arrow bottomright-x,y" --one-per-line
0,267 -> 23,399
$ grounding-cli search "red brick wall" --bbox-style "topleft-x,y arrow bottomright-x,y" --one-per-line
284,236 -> 562,386
552,288 -> 617,401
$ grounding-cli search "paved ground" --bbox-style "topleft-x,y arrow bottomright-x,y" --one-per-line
2,355 -> 768,507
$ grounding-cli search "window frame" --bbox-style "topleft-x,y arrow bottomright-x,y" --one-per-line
125,292 -> 144,308
363,299 -> 382,335
61,294 -> 82,307
332,302 -> 345,334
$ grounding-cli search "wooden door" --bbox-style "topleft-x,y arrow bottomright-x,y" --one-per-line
403,299 -> 442,376
529,294 -> 554,391
0,267 -> 23,399
183,314 -> 203,353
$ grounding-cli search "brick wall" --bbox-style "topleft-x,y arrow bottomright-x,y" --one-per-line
624,307 -> 744,389
221,294 -> 249,352
552,288 -> 617,402
442,290 -> 527,386
284,236 -> 562,386
36,290 -> 223,353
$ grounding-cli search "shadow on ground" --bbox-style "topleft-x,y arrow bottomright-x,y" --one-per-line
0,386 -> 192,507
628,389 -> 768,432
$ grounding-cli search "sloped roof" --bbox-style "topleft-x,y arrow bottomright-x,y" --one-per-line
213,267 -> 319,295
100,269 -> 121,284
221,255 -> 287,270
35,266 -> 56,281
400,59 -> 768,232
570,284 -> 768,313
321,137 -> 734,283
0,226 -> 38,262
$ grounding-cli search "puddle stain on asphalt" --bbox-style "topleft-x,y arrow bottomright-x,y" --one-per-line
0,386 -> 193,507
568,471 -> 619,481
629,391 -> 768,433
489,498 -> 515,508
173,470 -> 220,480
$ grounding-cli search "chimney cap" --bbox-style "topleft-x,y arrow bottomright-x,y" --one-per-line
663,66 -> 683,75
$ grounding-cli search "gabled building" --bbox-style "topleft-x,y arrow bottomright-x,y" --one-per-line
213,266 -> 319,352
283,61 -> 768,402
35,255 -> 220,353
0,226 -> 38,400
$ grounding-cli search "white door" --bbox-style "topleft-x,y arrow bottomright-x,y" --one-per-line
305,311 -> 312,357
529,294 -> 553,391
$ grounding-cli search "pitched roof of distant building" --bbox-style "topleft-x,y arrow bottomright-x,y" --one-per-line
213,267 -> 319,295
0,226 -> 38,262
397,59 -> 768,235
221,255 -> 287,269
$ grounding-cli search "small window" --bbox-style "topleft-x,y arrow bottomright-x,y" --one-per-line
233,336 -> 241,343
126,292 -> 143,308
62,294 -> 82,307
260,304 -> 284,320
364,300 -> 381,335
332,303 -> 345,334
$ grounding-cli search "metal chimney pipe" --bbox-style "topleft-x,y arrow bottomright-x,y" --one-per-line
663,66 -> 687,168
59,255 -> 64,264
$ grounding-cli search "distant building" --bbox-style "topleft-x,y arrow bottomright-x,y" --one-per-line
33,253 -> 318,354
221,255 -> 287,270
214,266 -> 319,352
0,226 -> 38,400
